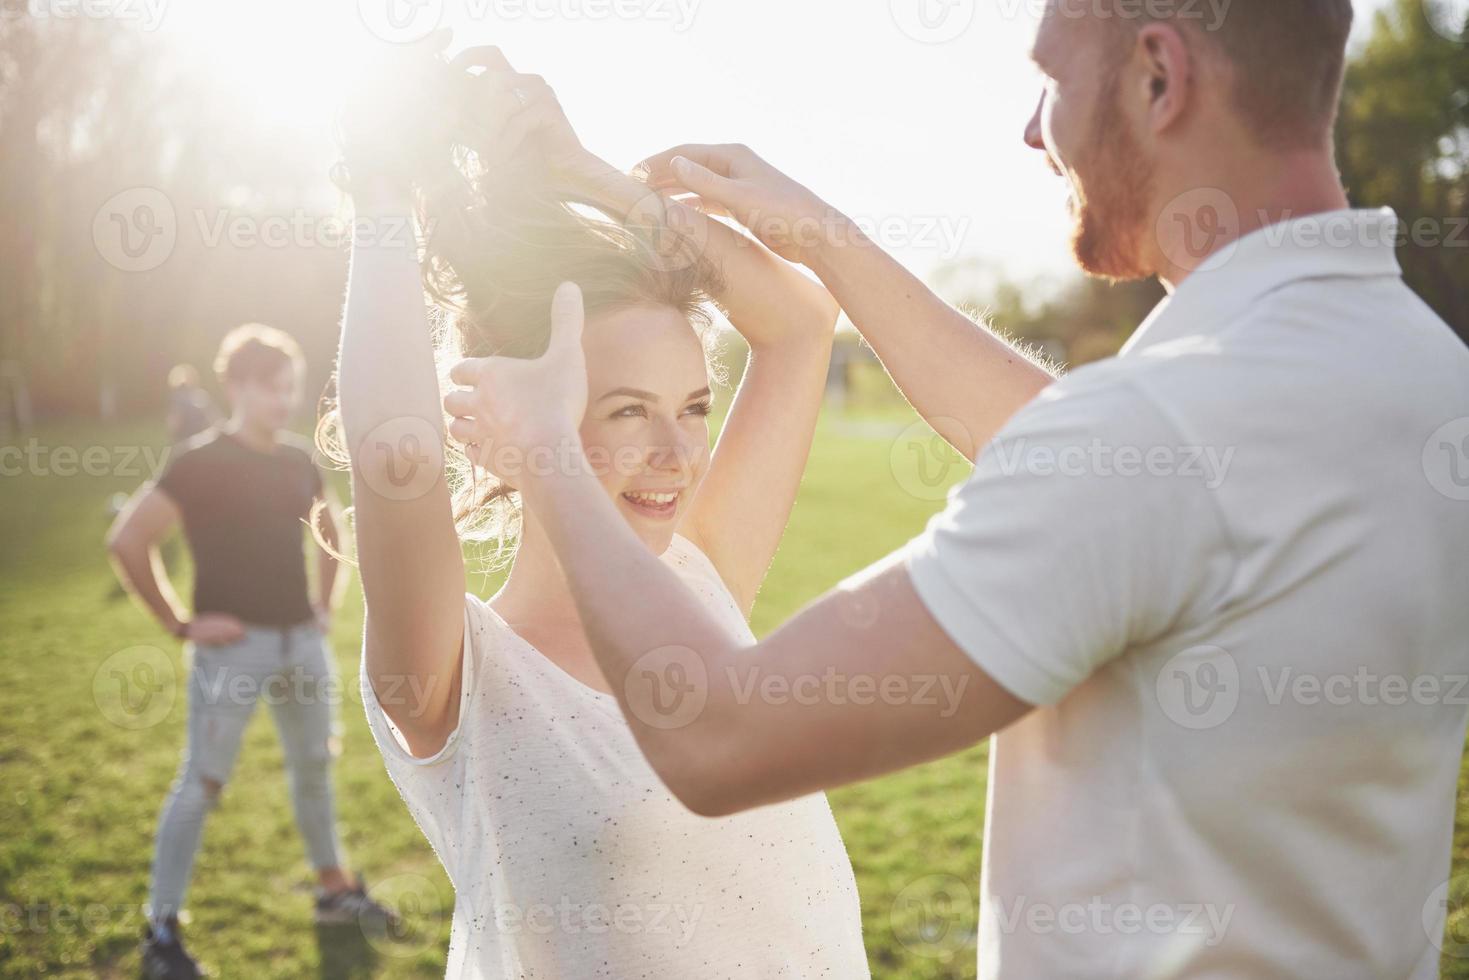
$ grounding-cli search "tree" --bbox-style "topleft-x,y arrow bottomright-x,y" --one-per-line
1338,0 -> 1469,344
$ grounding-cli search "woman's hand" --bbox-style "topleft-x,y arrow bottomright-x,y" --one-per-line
449,46 -> 614,195
443,283 -> 589,487
335,31 -> 460,192
335,35 -> 610,198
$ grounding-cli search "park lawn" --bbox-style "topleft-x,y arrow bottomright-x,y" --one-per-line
3,411 -> 1467,978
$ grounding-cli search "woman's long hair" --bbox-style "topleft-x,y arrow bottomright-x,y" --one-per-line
315,143 -> 726,568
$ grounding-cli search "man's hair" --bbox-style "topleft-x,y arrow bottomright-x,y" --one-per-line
213,323 -> 305,385
1108,0 -> 1355,148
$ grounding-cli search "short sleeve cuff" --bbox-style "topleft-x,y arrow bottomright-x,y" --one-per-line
359,593 -> 479,767
903,532 -> 1072,708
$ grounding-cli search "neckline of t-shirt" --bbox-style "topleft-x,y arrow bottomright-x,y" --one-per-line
479,600 -> 622,709
476,534 -> 721,713
219,427 -> 288,460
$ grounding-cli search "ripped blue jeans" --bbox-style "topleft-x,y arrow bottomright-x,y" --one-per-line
147,621 -> 344,920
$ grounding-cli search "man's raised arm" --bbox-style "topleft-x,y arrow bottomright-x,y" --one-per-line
638,144 -> 1056,458
445,283 -> 1033,816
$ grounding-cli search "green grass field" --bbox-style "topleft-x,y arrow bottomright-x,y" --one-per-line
3,406 -> 1468,978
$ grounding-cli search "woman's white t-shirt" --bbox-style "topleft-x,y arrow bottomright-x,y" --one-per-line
361,534 -> 869,979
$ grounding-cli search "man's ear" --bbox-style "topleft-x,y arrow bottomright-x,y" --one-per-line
1136,22 -> 1193,135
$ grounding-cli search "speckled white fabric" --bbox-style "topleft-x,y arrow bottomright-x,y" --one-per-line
362,534 -> 869,979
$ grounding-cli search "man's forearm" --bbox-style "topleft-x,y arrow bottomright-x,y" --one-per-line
109,545 -> 187,636
519,455 -> 753,811
808,217 -> 1054,458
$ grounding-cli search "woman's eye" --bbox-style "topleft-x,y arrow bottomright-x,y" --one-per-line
684,402 -> 712,417
612,404 -> 647,419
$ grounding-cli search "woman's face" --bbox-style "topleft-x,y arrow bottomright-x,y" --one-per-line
577,304 -> 713,554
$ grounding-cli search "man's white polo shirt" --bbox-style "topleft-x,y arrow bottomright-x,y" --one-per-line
905,209 -> 1469,977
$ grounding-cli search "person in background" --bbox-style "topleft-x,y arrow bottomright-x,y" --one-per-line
107,324 -> 396,980
164,364 -> 217,445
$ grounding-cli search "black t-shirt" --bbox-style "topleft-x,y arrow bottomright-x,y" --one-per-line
153,427 -> 324,627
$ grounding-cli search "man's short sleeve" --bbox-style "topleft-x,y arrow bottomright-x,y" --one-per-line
903,370 -> 1236,707
152,445 -> 197,511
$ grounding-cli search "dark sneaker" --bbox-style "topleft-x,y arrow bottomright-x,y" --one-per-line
315,876 -> 400,932
140,915 -> 204,979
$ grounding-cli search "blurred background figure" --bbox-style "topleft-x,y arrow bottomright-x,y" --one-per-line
164,364 -> 217,445
106,325 -> 395,980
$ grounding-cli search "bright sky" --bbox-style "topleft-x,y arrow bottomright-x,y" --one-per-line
151,0 -> 1396,285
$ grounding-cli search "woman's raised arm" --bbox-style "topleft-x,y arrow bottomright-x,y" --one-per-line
337,178 -> 468,758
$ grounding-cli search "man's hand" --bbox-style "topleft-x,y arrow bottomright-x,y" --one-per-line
637,144 -> 850,265
444,282 -> 590,484
186,613 -> 247,647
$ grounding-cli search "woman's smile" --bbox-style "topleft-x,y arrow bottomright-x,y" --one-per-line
619,488 -> 683,520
